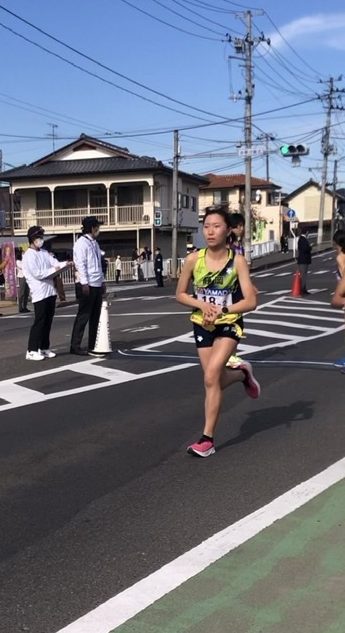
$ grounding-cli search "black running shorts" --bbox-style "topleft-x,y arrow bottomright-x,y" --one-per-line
193,320 -> 243,348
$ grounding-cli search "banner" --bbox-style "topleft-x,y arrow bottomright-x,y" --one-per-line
1,241 -> 17,300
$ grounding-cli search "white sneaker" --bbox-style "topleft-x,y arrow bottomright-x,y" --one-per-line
40,349 -> 57,358
26,350 -> 45,361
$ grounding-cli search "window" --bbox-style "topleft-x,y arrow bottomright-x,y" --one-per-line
182,194 -> 189,208
191,196 -> 197,212
213,190 -> 228,204
267,191 -> 279,205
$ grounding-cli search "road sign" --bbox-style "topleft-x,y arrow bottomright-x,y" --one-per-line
287,209 -> 296,219
290,221 -> 299,229
238,145 -> 265,157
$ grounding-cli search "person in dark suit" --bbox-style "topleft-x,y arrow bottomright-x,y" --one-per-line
297,231 -> 312,295
154,247 -> 164,287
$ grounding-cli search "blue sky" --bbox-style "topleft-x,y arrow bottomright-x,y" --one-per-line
1,0 -> 345,192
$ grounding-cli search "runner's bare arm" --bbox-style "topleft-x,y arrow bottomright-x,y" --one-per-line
332,276 -> 345,308
228,255 -> 257,314
176,253 -> 219,318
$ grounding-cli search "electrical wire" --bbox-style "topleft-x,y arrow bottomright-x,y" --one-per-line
118,0 -> 221,40
149,0 -> 226,36
0,4 -> 232,121
0,20 -> 217,123
170,0 -> 241,35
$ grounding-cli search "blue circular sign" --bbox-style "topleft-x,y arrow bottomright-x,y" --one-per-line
287,209 -> 296,219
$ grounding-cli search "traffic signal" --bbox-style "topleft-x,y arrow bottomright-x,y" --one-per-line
279,144 -> 309,157
154,209 -> 162,227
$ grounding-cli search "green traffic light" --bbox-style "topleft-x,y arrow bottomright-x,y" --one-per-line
280,144 -> 290,156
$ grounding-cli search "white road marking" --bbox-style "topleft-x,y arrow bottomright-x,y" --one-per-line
250,310 -> 344,323
121,325 -> 160,333
312,270 -> 329,275
265,290 -> 290,295
0,361 -> 196,412
255,272 -> 273,278
274,272 -> 291,277
244,328 -> 305,341
245,318 -> 329,332
54,457 -> 345,633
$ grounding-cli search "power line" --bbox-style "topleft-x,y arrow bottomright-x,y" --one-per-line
150,0 -> 225,36
170,0 -> 242,34
118,0 -> 220,40
0,4 -> 232,121
262,10 -> 324,80
0,20 -> 215,123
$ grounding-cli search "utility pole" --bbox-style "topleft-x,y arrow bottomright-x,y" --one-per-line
171,129 -> 179,279
47,123 -> 58,151
243,10 -> 253,266
331,158 -> 338,238
231,11 -> 269,265
256,132 -> 275,181
317,76 -> 345,244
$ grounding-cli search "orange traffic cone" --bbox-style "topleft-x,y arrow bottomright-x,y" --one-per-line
291,271 -> 302,297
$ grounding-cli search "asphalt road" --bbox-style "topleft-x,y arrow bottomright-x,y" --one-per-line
0,251 -> 344,633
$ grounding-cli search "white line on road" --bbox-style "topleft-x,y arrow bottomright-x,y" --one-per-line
54,457 -> 345,633
0,361 -> 196,412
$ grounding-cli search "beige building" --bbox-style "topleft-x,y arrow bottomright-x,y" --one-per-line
282,179 -> 345,234
1,135 -> 206,258
196,173 -> 282,247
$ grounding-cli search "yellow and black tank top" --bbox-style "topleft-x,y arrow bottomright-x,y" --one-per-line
190,248 -> 243,328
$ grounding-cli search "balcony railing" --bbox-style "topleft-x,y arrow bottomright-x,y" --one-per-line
12,206 -> 151,231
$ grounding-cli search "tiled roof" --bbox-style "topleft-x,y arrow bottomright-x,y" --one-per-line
201,173 -> 280,190
0,156 -> 164,180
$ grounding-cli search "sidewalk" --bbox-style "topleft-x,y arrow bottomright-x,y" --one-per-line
111,478 -> 345,633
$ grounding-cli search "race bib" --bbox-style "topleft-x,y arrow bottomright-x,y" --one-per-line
196,287 -> 233,307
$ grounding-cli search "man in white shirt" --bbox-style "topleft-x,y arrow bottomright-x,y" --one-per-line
22,226 -> 68,361
70,216 -> 105,356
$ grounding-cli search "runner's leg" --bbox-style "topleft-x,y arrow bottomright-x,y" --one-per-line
198,337 -> 242,437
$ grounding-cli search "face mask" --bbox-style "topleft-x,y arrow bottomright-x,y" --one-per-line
33,238 -> 44,249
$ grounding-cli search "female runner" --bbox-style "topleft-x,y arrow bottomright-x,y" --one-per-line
176,205 -> 260,457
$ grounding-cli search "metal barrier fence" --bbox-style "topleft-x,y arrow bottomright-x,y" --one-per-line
61,258 -> 185,285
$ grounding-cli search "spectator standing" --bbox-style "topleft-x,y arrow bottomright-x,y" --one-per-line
22,226 -> 68,360
297,230 -> 312,295
70,216 -> 105,356
115,255 -> 122,283
154,247 -> 164,287
16,249 -> 30,313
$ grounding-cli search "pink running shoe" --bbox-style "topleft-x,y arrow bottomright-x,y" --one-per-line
238,360 -> 261,399
187,437 -> 215,458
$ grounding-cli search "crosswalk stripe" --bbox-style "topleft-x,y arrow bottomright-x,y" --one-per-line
244,328 -> 304,341
245,318 -> 330,332
275,272 -> 291,277
255,272 -> 273,278
249,310 -> 344,323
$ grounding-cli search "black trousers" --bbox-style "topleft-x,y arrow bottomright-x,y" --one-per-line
70,284 -> 103,351
18,277 -> 30,311
28,295 -> 56,351
155,270 -> 164,287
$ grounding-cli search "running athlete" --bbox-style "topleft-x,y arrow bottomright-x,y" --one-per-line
333,229 -> 345,280
176,205 -> 260,458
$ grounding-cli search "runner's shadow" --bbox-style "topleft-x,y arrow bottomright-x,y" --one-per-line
217,400 -> 314,451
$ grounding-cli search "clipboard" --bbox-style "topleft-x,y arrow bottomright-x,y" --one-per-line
45,262 -> 69,280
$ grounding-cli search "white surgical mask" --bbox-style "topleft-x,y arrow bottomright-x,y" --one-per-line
33,238 -> 44,249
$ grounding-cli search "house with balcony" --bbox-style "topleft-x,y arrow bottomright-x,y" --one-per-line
194,173 -> 282,247
0,134 -> 206,258
195,173 -> 282,249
